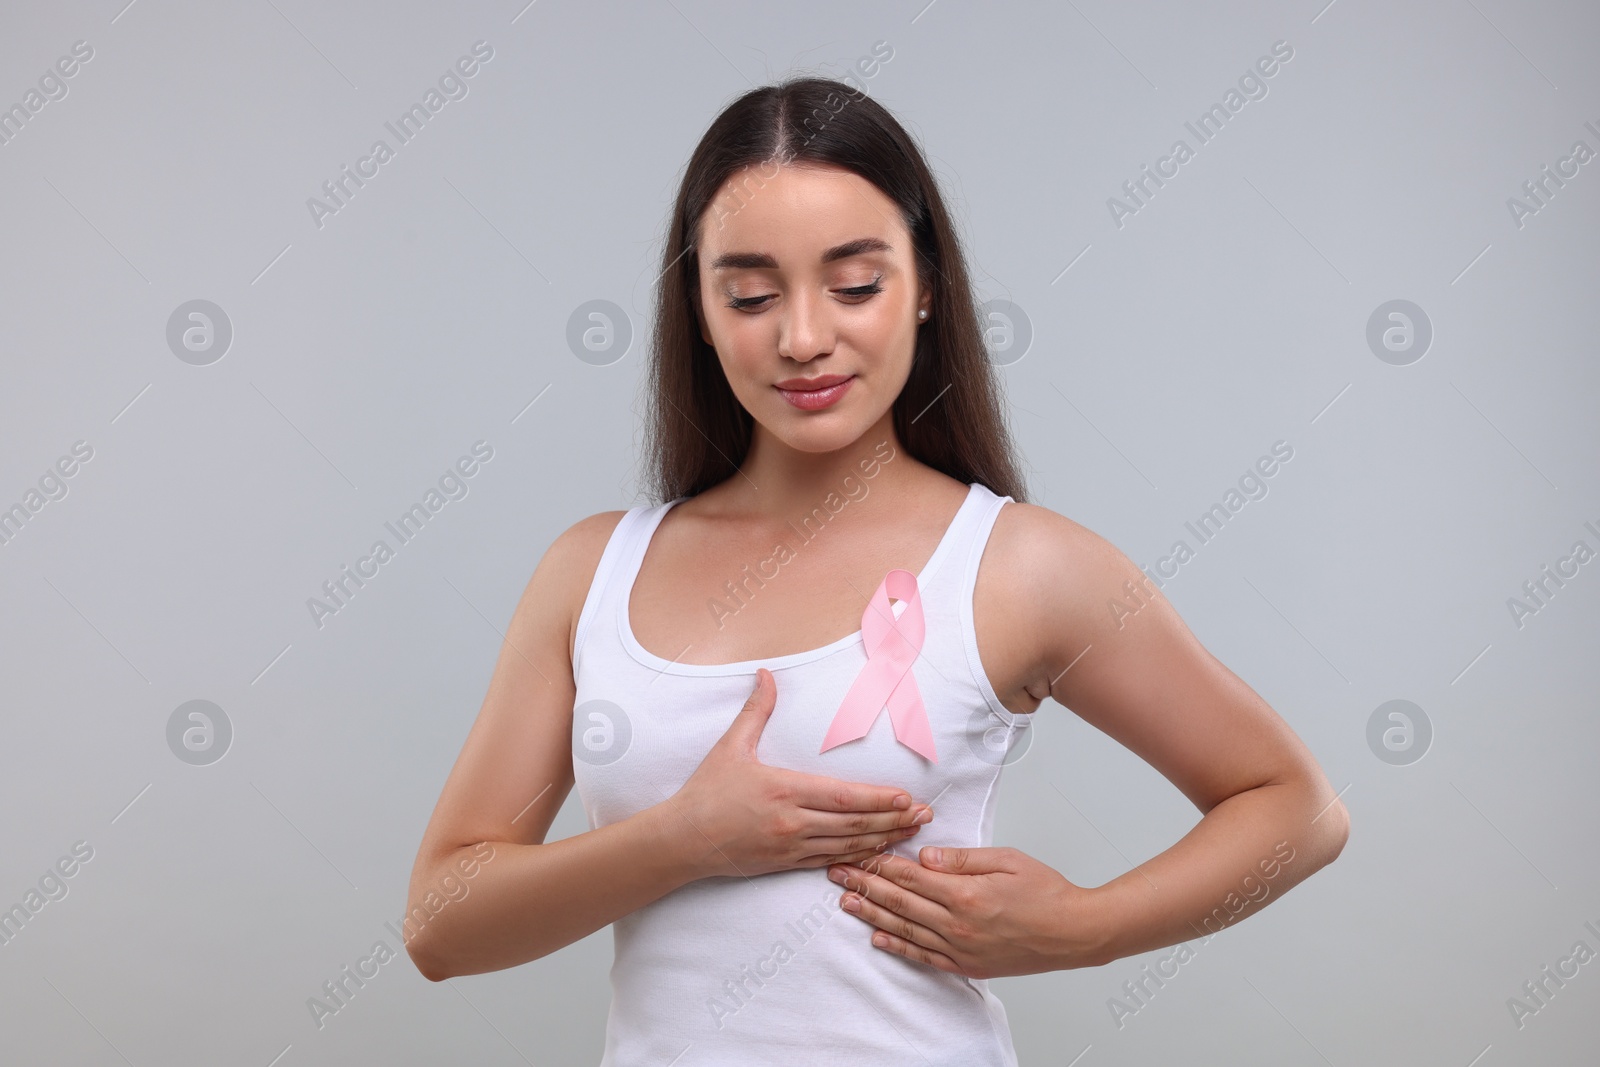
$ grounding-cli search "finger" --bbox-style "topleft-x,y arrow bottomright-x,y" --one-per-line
808,803 -> 933,841
722,667 -> 779,751
920,844 -> 1014,876
794,839 -> 896,868
781,768 -> 915,815
866,928 -> 966,976
830,853 -> 953,935
833,877 -> 958,960
805,819 -> 925,859
846,849 -> 961,909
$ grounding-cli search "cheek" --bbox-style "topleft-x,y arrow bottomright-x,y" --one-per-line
713,342 -> 769,396
710,310 -> 766,354
865,317 -> 918,399
852,308 -> 911,361
716,329 -> 764,368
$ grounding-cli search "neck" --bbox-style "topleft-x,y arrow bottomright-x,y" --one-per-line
719,412 -> 928,524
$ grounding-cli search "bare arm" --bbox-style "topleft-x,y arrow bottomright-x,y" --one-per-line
404,514 -> 927,981
1016,505 -> 1350,966
402,512 -> 705,980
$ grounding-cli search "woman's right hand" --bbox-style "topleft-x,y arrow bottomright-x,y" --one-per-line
670,667 -> 934,879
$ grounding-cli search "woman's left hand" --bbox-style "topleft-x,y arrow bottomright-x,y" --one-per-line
827,845 -> 1109,978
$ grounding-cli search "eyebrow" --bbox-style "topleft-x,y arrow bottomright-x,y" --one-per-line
708,236 -> 892,272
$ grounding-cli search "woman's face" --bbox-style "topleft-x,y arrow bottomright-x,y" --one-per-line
694,162 -> 930,454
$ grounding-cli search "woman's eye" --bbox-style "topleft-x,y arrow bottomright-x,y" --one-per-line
724,281 -> 883,313
839,281 -> 884,300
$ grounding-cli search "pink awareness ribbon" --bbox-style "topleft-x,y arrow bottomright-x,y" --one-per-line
819,568 -> 938,762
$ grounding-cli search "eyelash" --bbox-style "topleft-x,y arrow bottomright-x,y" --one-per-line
724,279 -> 884,312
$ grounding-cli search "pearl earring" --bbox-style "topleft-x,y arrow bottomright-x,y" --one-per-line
918,309 -> 927,320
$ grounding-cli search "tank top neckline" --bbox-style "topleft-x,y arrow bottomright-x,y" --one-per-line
617,481 -> 984,676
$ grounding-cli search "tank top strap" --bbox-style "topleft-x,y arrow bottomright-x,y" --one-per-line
920,481 -> 1012,597
574,485 -> 1012,674
572,499 -> 680,675
950,481 -> 1020,724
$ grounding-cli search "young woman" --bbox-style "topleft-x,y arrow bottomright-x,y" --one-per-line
404,77 -> 1349,1064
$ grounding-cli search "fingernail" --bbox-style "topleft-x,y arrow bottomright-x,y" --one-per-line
916,807 -> 933,824
893,795 -> 910,809
927,848 -> 943,865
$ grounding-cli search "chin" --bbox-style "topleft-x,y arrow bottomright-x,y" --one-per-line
772,416 -> 877,454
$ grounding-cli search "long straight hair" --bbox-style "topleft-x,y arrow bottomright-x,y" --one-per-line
643,76 -> 1028,505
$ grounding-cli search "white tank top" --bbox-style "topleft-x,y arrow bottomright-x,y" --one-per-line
571,480 -> 1027,1066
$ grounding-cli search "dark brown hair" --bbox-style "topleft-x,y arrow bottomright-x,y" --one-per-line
642,76 -> 1028,505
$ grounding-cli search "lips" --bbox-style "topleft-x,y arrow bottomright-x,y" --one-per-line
775,374 -> 855,411
774,373 -> 853,391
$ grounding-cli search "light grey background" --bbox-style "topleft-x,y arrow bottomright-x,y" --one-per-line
2,0 -> 1597,1064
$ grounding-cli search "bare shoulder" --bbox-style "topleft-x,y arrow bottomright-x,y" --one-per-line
545,508 -> 630,568
536,510 -> 630,664
408,507 -> 633,879
985,499 -> 1143,615
975,499 -> 1160,707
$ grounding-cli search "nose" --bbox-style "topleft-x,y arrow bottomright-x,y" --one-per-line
776,287 -> 833,363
